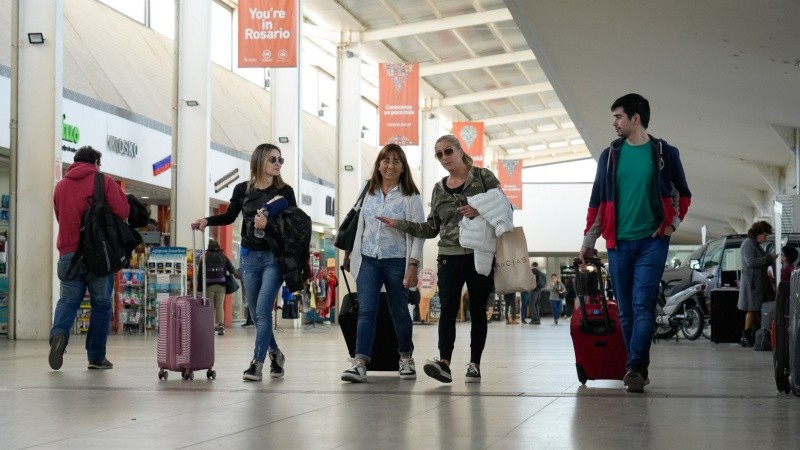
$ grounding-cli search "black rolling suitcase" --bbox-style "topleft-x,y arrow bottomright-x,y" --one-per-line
337,266 -> 400,371
774,280 -> 791,393
710,288 -> 746,343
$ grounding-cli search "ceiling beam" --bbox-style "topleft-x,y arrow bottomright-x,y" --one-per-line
751,161 -> 781,195
362,8 -> 513,42
419,50 -> 535,77
513,151 -> 592,167
502,145 -> 589,160
480,108 -> 567,127
487,128 -> 579,147
435,82 -> 552,107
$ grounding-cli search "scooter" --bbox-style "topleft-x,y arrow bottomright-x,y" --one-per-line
654,278 -> 706,341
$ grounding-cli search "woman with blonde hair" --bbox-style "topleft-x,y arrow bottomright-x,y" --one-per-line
194,143 -> 295,381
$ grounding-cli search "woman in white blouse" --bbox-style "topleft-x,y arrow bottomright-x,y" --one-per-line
341,144 -> 425,383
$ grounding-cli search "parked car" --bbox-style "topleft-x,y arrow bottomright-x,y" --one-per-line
663,233 -> 800,295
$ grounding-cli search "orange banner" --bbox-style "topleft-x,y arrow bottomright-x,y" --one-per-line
238,0 -> 298,68
379,63 -> 419,146
452,122 -> 485,167
498,159 -> 523,209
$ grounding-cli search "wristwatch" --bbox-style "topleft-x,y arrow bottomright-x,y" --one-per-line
409,262 -> 419,268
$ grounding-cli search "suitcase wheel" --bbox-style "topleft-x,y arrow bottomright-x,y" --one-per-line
158,369 -> 168,380
576,364 -> 587,385
182,371 -> 194,380
207,369 -> 216,380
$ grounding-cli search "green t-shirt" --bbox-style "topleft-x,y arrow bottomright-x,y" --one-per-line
615,140 -> 659,240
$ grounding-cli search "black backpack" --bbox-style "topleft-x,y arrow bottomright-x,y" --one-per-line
69,173 -> 141,276
276,206 -> 312,292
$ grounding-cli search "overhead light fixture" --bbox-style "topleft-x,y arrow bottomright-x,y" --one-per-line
185,100 -> 199,107
27,33 -> 45,44
141,196 -> 150,199
344,165 -> 354,171
278,137 -> 289,144
345,50 -> 355,59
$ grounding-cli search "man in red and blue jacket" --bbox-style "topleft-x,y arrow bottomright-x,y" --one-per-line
579,93 -> 691,393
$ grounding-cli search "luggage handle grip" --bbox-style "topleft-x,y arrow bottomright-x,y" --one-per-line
191,225 -> 207,305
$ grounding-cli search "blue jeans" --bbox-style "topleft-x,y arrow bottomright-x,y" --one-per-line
550,299 -> 562,321
50,253 -> 112,362
520,291 -> 529,321
241,249 -> 283,363
607,235 -> 670,377
355,256 -> 413,361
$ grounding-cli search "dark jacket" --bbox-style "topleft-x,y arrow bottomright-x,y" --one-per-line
204,181 -> 297,251
582,136 -> 692,250
204,251 -> 236,285
53,162 -> 129,256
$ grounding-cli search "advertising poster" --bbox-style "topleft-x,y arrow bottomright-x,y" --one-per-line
498,159 -> 523,209
452,122 -> 485,167
238,0 -> 298,68
379,62 -> 419,146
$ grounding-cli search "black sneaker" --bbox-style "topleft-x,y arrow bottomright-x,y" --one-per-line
48,333 -> 67,370
241,321 -> 254,327
87,359 -> 113,370
243,360 -> 263,381
423,358 -> 452,383
465,362 -> 481,383
269,349 -> 285,378
623,369 -> 650,393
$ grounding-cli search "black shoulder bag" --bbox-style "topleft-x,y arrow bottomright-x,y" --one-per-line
334,183 -> 369,252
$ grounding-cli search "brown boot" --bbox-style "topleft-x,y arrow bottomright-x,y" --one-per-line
505,318 -> 512,324
511,319 -> 520,324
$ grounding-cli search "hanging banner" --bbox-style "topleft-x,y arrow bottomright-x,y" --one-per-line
238,0 -> 298,68
452,122 -> 485,167
498,159 -> 523,209
379,63 -> 419,146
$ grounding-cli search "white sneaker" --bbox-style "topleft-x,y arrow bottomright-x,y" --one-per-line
341,361 -> 367,383
399,358 -> 417,380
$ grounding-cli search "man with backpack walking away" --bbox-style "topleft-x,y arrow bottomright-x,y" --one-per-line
525,262 -> 546,325
49,146 -> 129,371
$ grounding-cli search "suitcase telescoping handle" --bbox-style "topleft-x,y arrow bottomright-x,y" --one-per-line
340,265 -> 354,297
190,223 -> 207,305
573,257 -> 613,333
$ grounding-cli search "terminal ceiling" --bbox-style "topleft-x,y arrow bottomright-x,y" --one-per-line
302,0 -> 800,245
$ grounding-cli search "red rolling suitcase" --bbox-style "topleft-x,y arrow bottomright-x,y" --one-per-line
570,258 -> 627,384
156,226 -> 216,380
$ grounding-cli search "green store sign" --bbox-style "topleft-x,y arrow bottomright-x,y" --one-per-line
62,114 -> 80,144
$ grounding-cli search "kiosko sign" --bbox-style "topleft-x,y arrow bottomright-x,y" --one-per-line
238,0 -> 298,68
106,134 -> 138,158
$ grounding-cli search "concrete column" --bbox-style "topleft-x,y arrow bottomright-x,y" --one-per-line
270,10 -> 302,194
271,67 -> 301,191
172,0 -> 212,248
10,0 -> 63,339
419,108 -> 441,270
336,40 -> 363,235
334,40 -> 362,310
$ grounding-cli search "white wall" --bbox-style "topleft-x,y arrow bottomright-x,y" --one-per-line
514,182 -> 607,254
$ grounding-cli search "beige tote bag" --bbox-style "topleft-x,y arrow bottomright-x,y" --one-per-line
493,227 -> 537,294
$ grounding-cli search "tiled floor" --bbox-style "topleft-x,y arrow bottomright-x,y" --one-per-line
1,319 -> 799,449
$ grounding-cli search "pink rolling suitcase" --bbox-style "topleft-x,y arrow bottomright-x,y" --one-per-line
157,226 -> 216,380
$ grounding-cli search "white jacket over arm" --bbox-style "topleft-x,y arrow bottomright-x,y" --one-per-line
458,188 -> 514,275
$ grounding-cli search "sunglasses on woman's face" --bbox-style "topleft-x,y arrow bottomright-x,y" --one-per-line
434,148 -> 455,160
268,156 -> 285,165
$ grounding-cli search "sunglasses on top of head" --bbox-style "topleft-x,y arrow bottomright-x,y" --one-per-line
268,156 -> 285,165
434,148 -> 455,160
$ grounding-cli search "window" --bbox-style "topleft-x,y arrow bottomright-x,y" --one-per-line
699,238 -> 725,269
98,0 -> 145,23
